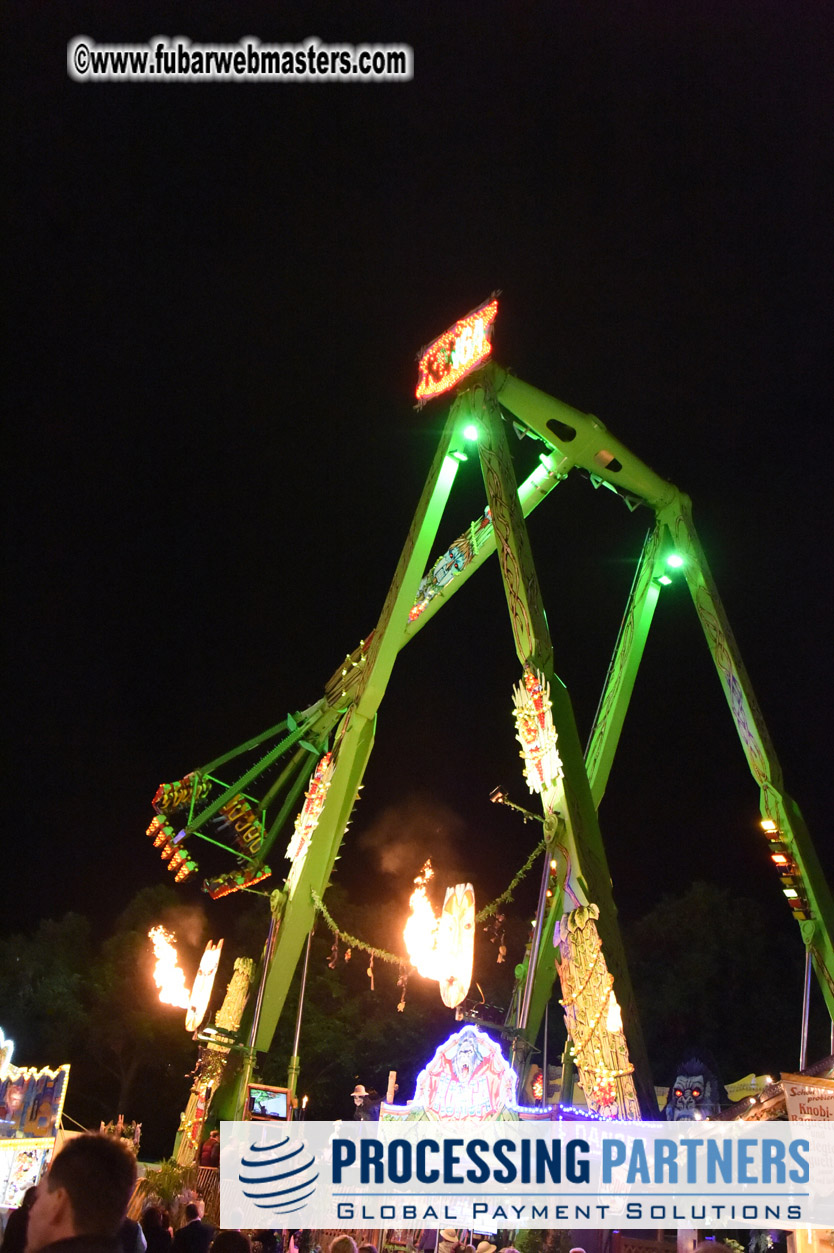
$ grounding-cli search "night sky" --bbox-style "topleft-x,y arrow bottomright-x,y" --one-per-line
4,5 -> 833,1049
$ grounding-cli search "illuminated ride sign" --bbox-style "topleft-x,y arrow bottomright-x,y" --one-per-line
380,1024 -> 518,1121
415,298 -> 499,404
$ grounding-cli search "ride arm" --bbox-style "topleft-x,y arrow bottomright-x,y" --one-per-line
660,492 -> 834,1018
487,364 -> 678,510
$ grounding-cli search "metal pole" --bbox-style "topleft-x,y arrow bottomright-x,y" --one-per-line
287,928 -> 314,1107
230,914 -> 280,1121
542,1002 -> 549,1106
518,850 -> 551,1030
800,946 -> 812,1071
249,915 -> 278,1055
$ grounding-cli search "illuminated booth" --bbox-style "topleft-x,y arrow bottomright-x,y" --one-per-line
380,1024 -> 551,1122
0,1028 -> 69,1210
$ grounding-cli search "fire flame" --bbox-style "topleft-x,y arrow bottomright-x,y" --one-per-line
403,861 -> 443,980
403,862 -> 475,1008
148,925 -> 191,1009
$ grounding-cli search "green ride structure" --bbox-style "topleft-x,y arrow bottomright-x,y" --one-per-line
146,299 -> 834,1140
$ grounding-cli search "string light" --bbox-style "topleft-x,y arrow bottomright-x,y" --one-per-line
203,864 -> 272,900
556,904 -> 639,1120
285,752 -> 334,897
513,666 -> 564,795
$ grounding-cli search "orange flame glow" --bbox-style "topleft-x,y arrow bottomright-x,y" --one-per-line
148,925 -> 191,1009
403,863 -> 475,1008
403,861 -> 443,981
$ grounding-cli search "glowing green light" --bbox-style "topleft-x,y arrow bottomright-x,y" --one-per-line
657,574 -> 672,586
667,553 -> 684,568
463,423 -> 479,441
452,450 -> 468,462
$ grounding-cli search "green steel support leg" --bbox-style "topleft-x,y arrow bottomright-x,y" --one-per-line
468,380 -> 658,1118
585,524 -> 665,808
402,452 -> 567,646
661,492 -> 834,1019
253,408 -> 465,1050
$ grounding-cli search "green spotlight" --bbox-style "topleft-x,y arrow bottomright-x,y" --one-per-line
463,423 -> 479,441
657,574 -> 672,586
667,553 -> 684,568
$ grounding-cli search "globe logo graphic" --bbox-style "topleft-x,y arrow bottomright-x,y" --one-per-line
238,1136 -> 319,1216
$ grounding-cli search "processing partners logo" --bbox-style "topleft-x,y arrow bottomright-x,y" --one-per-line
221,1120 -> 834,1231
229,1130 -> 319,1223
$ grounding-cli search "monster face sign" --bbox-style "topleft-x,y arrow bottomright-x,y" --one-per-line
415,299 -> 498,403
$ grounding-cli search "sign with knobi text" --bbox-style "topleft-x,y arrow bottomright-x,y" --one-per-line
415,300 -> 498,404
220,1120 -> 834,1230
783,1073 -> 834,1121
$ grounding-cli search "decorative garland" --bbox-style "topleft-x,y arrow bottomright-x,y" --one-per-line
475,837 -> 546,921
310,836 -> 548,967
311,887 -> 405,966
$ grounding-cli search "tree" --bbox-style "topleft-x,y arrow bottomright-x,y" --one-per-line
83,885 -> 200,1146
0,913 -> 92,1061
625,880 -> 816,1088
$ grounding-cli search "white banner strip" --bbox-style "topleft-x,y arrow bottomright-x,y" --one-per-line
220,1120 -> 834,1230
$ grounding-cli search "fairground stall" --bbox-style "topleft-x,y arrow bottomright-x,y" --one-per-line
0,1027 -> 69,1213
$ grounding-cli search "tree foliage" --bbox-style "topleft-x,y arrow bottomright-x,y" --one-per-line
1,877 -> 828,1160
625,880 -> 818,1087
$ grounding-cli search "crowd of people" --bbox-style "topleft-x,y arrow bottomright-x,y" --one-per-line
0,1134 -> 287,1253
0,1138 -> 741,1253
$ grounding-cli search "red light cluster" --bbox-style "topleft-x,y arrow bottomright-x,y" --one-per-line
760,819 -> 809,919
146,816 -> 198,882
416,299 -> 498,402
203,864 -> 272,900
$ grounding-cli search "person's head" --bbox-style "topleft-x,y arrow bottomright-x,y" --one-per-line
141,1206 -> 164,1231
21,1186 -> 39,1211
358,1244 -> 378,1253
329,1238 -> 357,1253
184,1203 -> 200,1223
211,1233 -> 252,1253
26,1134 -> 137,1252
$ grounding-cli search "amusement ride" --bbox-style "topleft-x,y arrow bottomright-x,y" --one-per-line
140,299 -> 834,1147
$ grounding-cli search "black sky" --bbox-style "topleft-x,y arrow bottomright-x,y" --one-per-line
3,3 -> 833,1036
